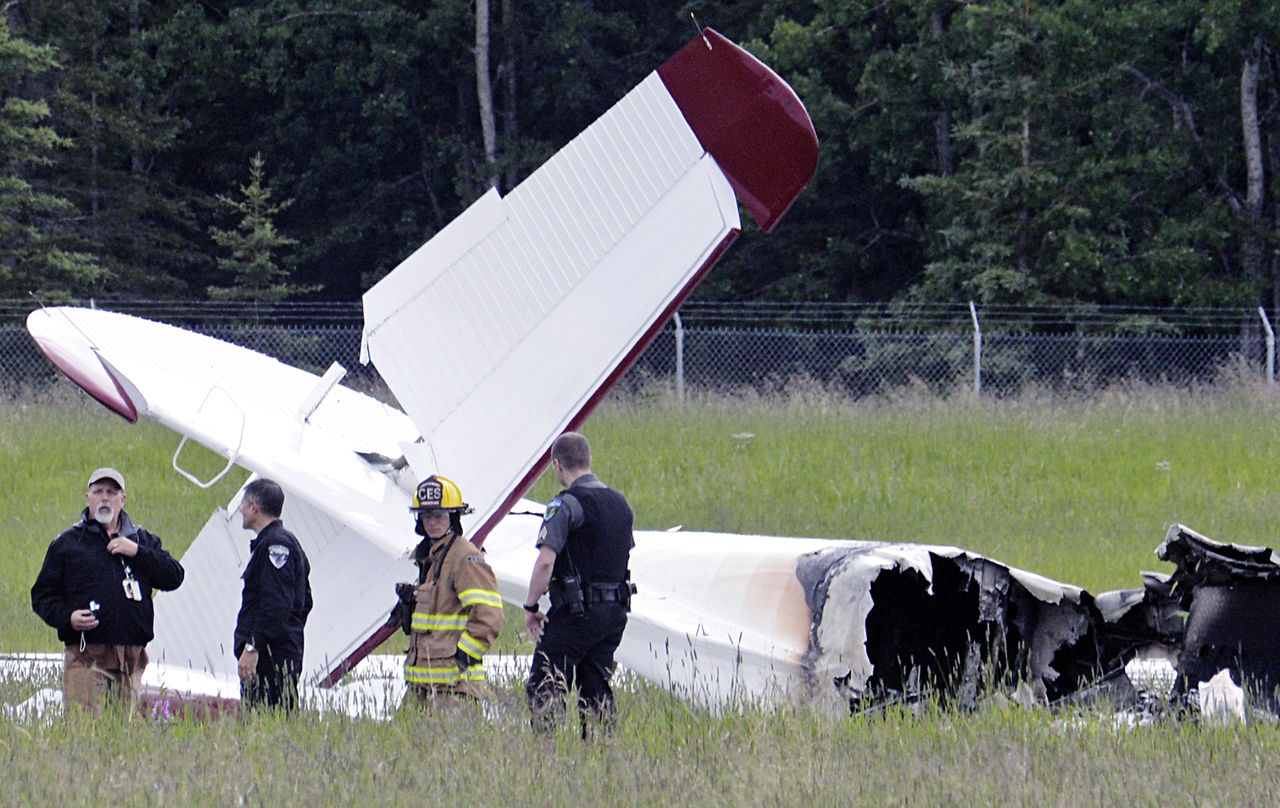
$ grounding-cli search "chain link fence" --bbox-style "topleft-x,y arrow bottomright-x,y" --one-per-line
629,327 -> 1260,397
3,300 -> 1275,400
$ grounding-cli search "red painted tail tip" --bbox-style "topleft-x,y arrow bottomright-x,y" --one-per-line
658,28 -> 818,233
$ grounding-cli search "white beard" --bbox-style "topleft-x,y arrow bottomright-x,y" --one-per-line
93,506 -> 115,525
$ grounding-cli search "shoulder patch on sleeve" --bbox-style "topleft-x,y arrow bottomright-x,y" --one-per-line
543,498 -> 561,522
268,544 -> 291,569
465,555 -> 484,564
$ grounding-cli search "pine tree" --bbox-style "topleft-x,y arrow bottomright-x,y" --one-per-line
0,14 -> 100,298
15,0 -> 208,298
207,153 -> 316,319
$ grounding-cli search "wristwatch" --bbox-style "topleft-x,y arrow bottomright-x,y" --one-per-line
244,643 -> 256,654
523,602 -> 540,613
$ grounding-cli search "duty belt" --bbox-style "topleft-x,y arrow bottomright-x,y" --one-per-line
587,581 -> 636,607
549,580 -> 637,612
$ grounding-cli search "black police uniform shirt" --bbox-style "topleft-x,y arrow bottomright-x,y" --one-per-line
233,519 -> 313,659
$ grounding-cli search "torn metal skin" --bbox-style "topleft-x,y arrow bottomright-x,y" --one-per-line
795,535 -> 1194,713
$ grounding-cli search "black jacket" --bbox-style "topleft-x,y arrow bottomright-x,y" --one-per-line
31,509 -> 185,646
233,519 -> 313,659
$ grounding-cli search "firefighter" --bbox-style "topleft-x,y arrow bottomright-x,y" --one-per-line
398,475 -> 504,706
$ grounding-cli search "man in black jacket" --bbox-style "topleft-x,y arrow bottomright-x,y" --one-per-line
31,467 -> 185,713
233,478 -> 313,710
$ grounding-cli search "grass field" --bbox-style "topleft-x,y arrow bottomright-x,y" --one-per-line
3,378 -> 1280,805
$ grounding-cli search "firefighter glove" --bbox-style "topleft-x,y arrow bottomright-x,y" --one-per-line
387,583 -> 416,635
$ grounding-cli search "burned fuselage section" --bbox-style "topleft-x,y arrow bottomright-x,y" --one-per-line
1157,524 -> 1280,707
797,543 -> 1114,710
794,533 -> 1221,712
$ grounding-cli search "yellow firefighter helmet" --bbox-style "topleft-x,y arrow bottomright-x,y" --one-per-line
410,474 -> 472,514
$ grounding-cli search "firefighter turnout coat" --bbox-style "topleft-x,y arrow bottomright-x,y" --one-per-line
405,532 -> 504,697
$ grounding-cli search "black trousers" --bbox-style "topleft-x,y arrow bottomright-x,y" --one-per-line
526,603 -> 627,735
242,642 -> 302,711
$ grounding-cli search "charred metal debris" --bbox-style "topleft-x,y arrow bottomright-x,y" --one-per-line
795,524 -> 1277,716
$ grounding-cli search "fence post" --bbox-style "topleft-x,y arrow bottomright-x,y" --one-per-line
673,311 -> 685,403
1260,307 -> 1275,385
969,301 -> 982,396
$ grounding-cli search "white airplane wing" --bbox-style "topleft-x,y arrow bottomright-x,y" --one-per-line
17,296 -> 1159,713
26,27 -> 820,702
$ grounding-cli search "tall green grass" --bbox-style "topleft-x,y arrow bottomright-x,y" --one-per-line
0,675 -> 1275,806
5,378 -> 1280,805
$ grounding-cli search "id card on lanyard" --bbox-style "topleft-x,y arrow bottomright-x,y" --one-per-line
122,564 -> 142,601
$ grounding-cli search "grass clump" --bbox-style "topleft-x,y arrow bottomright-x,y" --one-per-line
3,683 -> 1280,806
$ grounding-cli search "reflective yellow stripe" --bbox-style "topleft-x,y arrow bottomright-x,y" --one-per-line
405,660 -> 487,685
458,588 -> 503,608
457,631 -> 488,658
405,664 -> 461,685
411,612 -> 467,631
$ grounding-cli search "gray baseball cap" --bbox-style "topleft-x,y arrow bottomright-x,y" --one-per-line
87,467 -> 126,493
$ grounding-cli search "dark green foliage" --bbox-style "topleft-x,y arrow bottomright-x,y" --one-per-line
14,0 -> 206,297
3,1 -> 1280,308
0,12 -> 101,298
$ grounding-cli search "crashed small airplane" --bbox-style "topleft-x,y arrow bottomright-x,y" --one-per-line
17,28 -> 1259,720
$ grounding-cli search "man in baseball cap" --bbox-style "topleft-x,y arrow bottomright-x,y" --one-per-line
30,466 -> 184,713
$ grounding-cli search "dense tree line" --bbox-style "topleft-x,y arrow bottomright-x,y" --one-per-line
3,0 -> 1279,311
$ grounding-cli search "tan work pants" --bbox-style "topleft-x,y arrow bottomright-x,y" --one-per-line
63,643 -> 148,715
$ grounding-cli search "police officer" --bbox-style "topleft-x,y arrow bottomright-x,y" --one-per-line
523,432 -> 635,736
400,474 -> 504,707
31,467 -> 185,713
233,478 -> 313,710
